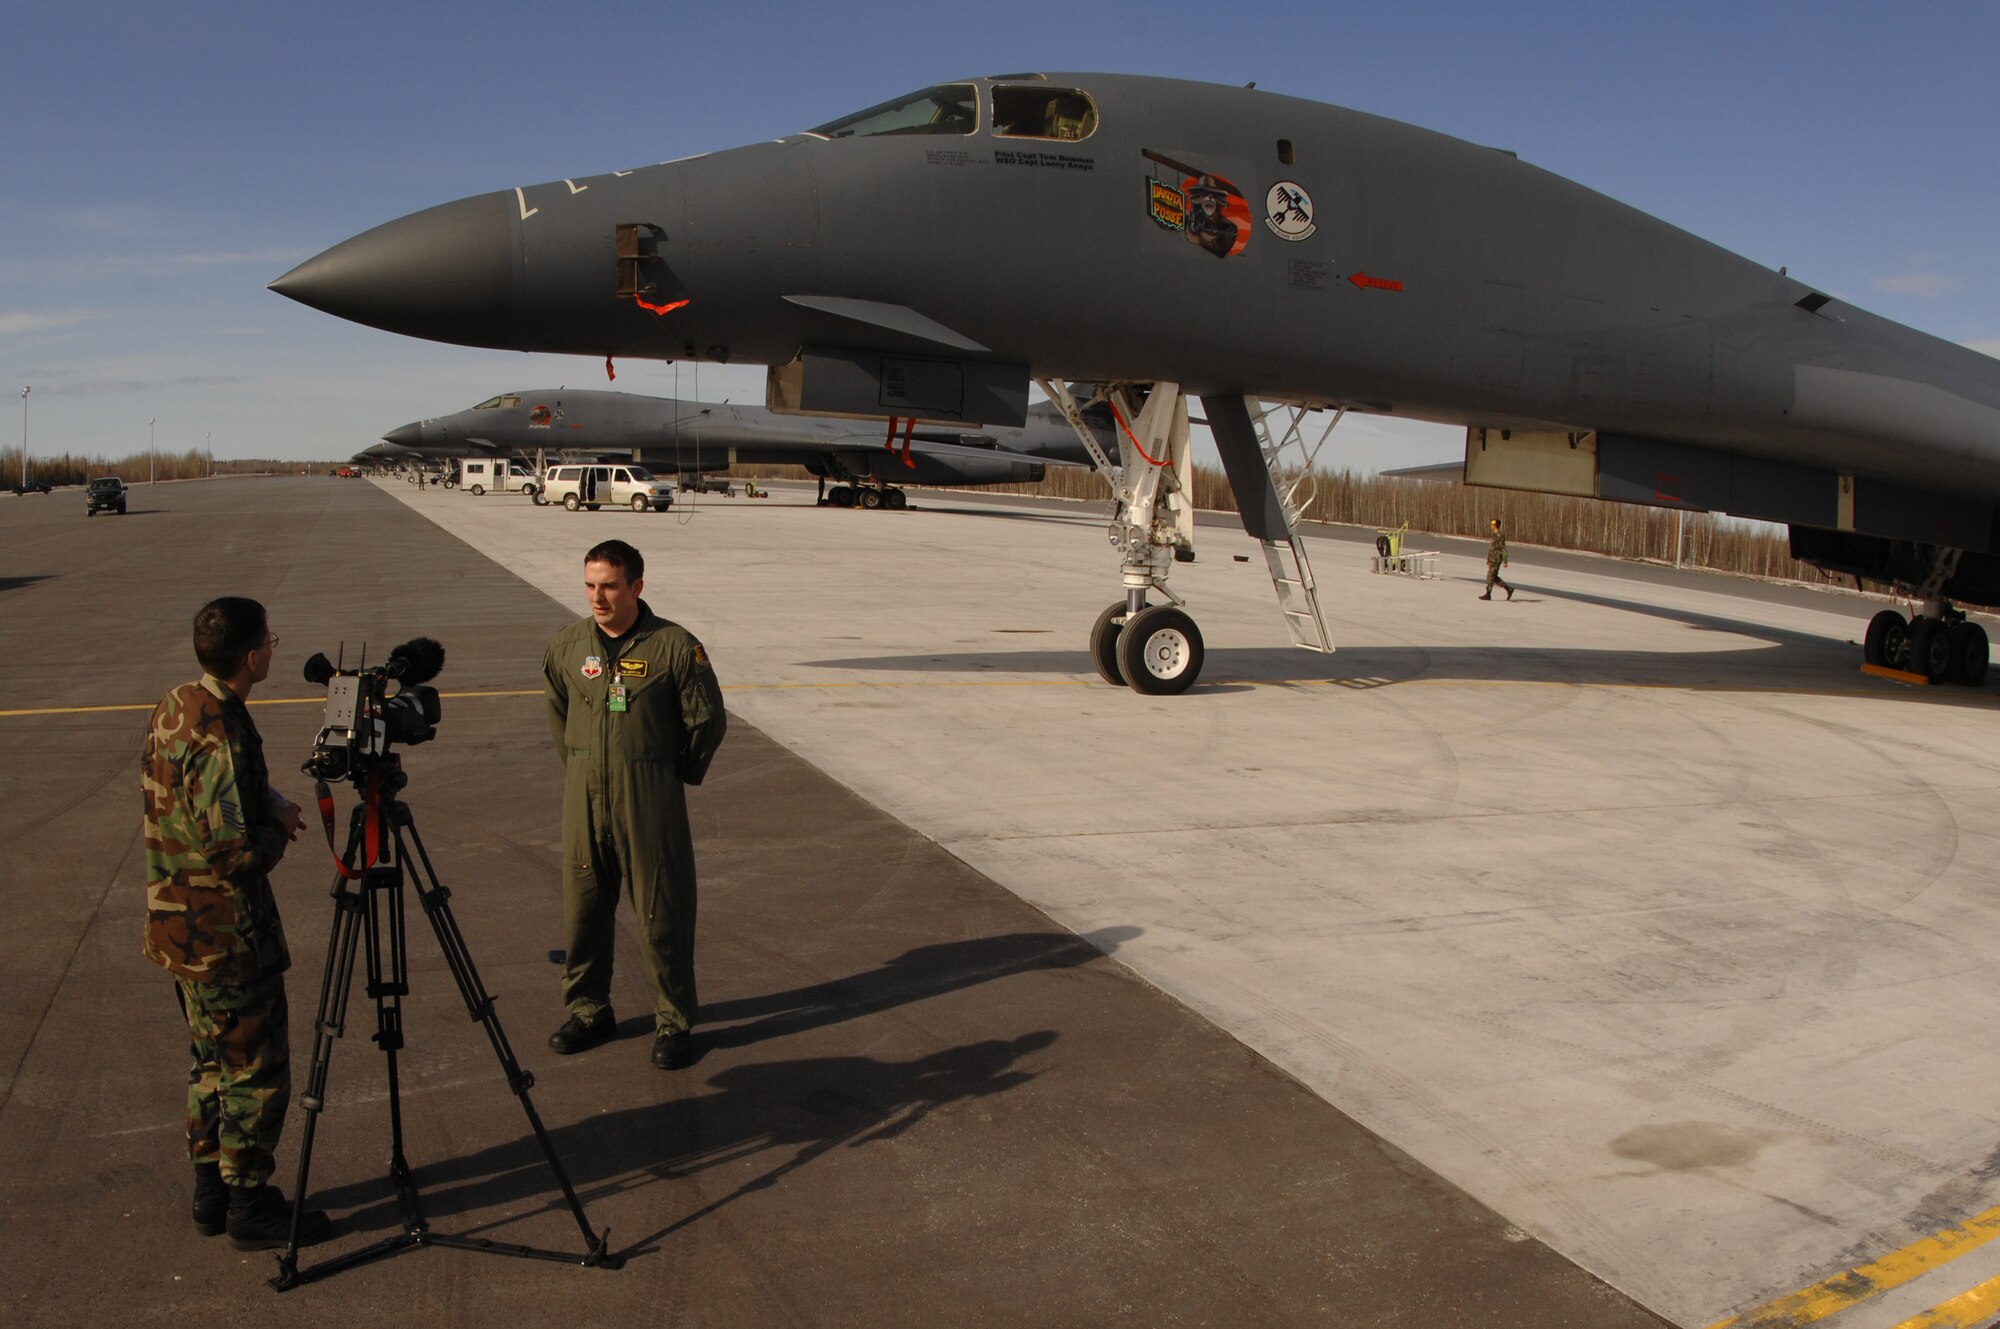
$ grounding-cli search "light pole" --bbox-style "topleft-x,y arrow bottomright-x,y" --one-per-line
18,387 -> 26,490
149,417 -> 156,484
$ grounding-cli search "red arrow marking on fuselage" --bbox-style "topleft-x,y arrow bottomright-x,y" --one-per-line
1349,271 -> 1404,292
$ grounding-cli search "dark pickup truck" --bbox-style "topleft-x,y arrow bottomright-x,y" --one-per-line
86,477 -> 127,515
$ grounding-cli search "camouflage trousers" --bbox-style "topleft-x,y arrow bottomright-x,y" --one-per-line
174,974 -> 291,1187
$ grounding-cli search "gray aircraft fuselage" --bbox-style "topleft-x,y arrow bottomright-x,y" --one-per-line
273,70 -> 2000,600
383,388 -> 1097,488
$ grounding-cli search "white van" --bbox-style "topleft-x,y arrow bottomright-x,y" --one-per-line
457,457 -> 538,496
543,463 -> 674,512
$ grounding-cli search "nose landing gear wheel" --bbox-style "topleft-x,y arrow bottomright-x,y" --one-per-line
1115,605 -> 1204,695
1088,602 -> 1131,686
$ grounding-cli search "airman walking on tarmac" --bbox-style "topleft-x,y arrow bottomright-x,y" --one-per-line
1480,518 -> 1513,601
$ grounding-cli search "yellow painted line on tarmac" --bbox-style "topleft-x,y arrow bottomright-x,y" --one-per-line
1704,1202 -> 2000,1327
0,689 -> 544,719
1892,1271 -> 2000,1327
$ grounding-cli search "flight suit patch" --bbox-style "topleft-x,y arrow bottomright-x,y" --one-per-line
617,658 -> 648,678
581,656 -> 603,680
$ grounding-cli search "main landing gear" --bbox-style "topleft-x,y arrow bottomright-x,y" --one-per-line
1861,548 -> 1989,685
816,476 -> 908,510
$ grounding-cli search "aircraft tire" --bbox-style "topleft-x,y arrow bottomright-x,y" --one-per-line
829,486 -> 854,508
530,488 -> 547,506
860,488 -> 883,510
1089,601 -> 1130,686
886,488 -> 908,510
631,494 -> 649,512
1909,618 -> 1952,683
1948,621 -> 1989,686
585,503 -> 600,511
1116,605 -> 1204,695
1863,609 -> 1905,667
563,494 -> 580,512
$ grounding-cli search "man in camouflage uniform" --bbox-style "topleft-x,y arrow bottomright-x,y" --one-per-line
142,596 -> 331,1251
543,539 -> 727,1071
1480,517 -> 1514,601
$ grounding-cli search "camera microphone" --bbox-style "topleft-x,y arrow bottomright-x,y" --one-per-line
386,637 -> 446,685
303,653 -> 336,686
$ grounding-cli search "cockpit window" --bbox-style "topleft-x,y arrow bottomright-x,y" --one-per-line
472,395 -> 521,410
992,86 -> 1097,141
809,84 -> 978,139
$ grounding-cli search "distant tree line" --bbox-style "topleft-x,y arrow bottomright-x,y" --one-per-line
4,448 -> 336,485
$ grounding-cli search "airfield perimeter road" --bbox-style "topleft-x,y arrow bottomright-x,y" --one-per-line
2,478 -> 1998,1329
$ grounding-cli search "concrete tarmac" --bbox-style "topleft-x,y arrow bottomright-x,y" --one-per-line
1,477 -> 1669,1328
384,476 -> 2000,1329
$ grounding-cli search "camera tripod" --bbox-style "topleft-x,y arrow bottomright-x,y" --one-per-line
273,759 -> 620,1290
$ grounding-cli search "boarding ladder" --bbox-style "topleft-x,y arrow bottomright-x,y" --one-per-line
1244,400 -> 1340,653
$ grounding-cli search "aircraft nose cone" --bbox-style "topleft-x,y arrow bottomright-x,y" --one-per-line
382,422 -> 423,447
270,191 -> 515,347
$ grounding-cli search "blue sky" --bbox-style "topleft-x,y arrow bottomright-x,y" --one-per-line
3,1 -> 1996,473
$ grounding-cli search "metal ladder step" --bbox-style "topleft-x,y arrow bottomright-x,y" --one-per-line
1261,537 -> 1333,653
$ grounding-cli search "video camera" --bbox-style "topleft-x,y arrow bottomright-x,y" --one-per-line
301,638 -> 446,783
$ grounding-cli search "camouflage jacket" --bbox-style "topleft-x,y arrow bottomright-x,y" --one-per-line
1487,531 -> 1509,567
141,675 -> 292,983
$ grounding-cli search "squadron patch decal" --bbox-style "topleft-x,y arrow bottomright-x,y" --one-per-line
1265,182 -> 1316,241
581,655 -> 604,680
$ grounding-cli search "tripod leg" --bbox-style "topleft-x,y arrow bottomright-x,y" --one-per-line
394,810 -> 618,1266
272,810 -> 372,1290
362,861 -> 427,1237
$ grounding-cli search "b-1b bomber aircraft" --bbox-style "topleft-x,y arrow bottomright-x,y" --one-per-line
273,71 -> 2000,694
379,387 -> 1104,509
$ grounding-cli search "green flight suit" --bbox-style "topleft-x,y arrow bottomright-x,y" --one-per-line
544,602 -> 726,1035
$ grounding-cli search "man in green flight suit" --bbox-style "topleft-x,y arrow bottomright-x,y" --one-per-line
544,539 -> 727,1070
142,596 -> 333,1251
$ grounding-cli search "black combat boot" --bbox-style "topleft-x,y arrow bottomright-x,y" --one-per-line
548,1006 -> 617,1054
225,1182 -> 334,1252
193,1161 -> 228,1236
